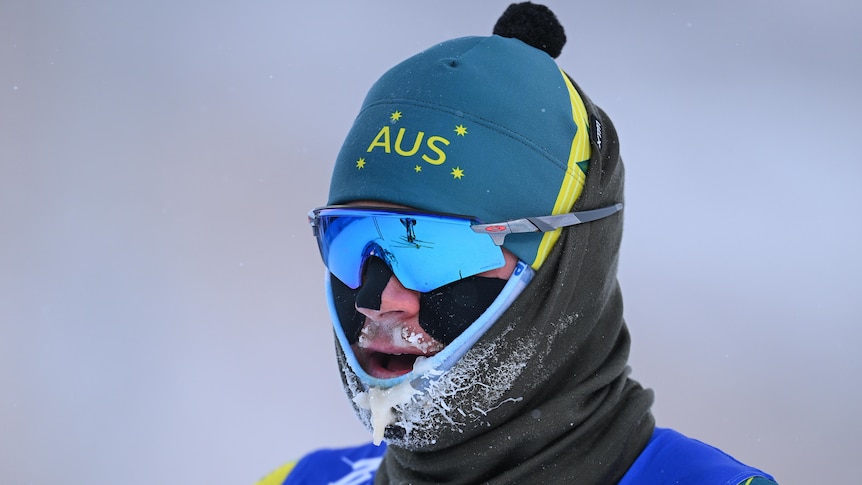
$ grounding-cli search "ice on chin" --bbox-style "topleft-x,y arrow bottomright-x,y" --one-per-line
352,356 -> 438,445
353,380 -> 417,445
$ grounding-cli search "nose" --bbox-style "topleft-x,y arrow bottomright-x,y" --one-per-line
355,273 -> 421,320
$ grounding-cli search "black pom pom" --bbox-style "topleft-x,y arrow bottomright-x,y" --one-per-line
493,2 -> 566,58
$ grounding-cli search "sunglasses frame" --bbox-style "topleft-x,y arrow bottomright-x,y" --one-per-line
309,203 -> 623,246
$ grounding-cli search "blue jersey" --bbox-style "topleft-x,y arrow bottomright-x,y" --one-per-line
618,428 -> 775,485
261,428 -> 775,485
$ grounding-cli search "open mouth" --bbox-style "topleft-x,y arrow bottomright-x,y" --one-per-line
351,323 -> 446,380
367,351 -> 420,377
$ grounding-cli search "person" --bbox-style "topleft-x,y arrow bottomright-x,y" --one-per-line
259,3 -> 777,484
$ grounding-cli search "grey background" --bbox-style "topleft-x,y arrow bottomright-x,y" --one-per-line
2,1 -> 859,483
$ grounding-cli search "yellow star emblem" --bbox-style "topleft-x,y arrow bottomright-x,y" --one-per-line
454,124 -> 468,136
356,158 -> 366,169
414,165 -> 422,172
390,111 -> 402,122
451,167 -> 464,179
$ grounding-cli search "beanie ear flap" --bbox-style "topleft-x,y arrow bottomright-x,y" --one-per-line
492,2 -> 566,58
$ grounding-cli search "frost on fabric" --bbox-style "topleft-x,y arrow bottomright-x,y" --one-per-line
340,314 -> 577,450
340,326 -> 525,449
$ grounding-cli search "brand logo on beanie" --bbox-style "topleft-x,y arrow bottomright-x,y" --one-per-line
356,110 -> 469,180
592,116 -> 603,150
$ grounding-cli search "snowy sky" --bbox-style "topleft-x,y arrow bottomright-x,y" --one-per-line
1,1 -> 860,483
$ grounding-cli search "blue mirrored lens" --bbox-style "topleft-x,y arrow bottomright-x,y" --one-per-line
313,208 -> 505,292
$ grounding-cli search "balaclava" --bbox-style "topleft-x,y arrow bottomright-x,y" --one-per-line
324,3 -> 655,483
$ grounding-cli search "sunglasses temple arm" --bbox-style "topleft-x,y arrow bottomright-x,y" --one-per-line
530,203 -> 624,230
473,203 -> 623,246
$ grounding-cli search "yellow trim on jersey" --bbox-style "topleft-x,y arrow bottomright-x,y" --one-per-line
531,69 -> 591,269
255,461 -> 296,485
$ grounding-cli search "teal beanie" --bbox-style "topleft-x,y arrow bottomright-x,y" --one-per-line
328,4 -> 592,269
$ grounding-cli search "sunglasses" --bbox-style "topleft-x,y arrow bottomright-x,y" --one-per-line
308,203 -> 622,293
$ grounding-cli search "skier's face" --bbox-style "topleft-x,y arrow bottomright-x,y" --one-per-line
343,201 -> 519,380
351,245 -> 519,379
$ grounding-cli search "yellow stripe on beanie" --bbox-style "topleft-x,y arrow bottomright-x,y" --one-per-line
532,70 -> 591,269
